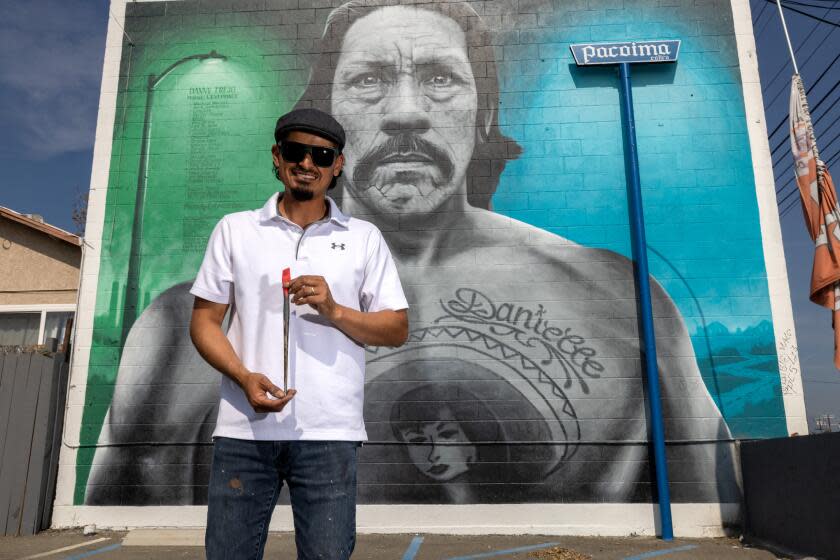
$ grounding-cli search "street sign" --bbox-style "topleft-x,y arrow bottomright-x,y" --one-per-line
570,40 -> 680,66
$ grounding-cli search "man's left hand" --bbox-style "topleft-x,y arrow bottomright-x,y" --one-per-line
287,275 -> 339,321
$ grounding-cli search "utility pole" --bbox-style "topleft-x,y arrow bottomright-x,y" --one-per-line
814,414 -> 838,433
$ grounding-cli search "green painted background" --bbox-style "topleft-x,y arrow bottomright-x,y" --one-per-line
75,20 -> 304,503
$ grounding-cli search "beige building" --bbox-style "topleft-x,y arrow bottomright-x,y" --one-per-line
0,207 -> 81,348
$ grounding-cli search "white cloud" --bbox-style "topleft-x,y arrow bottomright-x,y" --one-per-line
0,0 -> 107,158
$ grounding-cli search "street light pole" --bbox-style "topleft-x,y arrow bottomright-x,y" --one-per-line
121,50 -> 226,345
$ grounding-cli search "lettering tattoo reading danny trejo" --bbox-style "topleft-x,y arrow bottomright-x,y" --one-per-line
435,288 -> 603,393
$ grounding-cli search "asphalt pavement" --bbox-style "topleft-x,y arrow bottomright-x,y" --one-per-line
0,529 -> 800,560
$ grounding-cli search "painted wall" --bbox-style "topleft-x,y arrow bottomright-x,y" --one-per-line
55,0 -> 804,531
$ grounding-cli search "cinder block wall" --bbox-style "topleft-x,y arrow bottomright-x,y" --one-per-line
55,0 -> 801,532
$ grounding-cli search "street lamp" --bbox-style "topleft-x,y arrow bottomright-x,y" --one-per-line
122,50 -> 227,344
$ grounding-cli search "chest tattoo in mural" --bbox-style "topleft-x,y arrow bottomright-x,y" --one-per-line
363,288 -> 607,503
437,288 -> 603,394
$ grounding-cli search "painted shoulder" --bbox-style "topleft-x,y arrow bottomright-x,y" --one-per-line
478,209 -> 676,304
479,209 -> 626,265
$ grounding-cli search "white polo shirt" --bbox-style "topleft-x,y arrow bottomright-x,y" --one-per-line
190,193 -> 408,441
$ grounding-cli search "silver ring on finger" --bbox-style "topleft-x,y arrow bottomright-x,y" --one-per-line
309,286 -> 315,295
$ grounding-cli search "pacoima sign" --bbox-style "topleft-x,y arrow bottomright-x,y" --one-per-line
570,40 -> 681,66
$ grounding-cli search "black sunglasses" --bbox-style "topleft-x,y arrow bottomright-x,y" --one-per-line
278,141 -> 338,168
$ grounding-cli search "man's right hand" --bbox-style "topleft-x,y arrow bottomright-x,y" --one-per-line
191,297 -> 296,413
238,372 -> 296,413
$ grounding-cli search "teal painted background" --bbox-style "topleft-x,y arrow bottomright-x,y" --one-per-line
492,3 -> 785,438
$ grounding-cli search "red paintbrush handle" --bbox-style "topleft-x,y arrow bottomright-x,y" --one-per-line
282,267 -> 291,295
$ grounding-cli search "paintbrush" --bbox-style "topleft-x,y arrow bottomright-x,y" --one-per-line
282,267 -> 291,393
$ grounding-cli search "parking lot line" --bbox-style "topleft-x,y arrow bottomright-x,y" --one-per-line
63,543 -> 121,560
401,536 -> 424,560
623,544 -> 699,560
18,538 -> 111,560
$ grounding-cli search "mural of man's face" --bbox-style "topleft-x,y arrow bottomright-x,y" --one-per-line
331,6 -> 478,216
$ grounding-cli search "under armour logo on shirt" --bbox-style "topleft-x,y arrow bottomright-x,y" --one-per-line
331,243 -> 346,251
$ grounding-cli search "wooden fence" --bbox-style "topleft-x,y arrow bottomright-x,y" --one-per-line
0,350 -> 69,536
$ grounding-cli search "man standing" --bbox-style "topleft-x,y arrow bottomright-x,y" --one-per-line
190,108 -> 408,559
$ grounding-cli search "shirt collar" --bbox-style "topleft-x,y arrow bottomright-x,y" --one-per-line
259,192 -> 350,229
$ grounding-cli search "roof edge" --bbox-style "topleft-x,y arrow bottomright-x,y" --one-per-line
0,207 -> 82,247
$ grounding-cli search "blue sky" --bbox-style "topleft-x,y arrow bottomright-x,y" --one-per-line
0,0 -> 838,430
0,1 -> 107,224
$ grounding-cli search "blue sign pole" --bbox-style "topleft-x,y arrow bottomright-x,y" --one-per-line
571,40 -> 678,540
618,61 -> 673,541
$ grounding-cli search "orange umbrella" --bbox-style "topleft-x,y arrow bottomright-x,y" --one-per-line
789,74 -> 840,369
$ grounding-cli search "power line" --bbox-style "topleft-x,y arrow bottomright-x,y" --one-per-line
784,0 -> 840,8
760,0 -> 839,120
775,136 -> 838,204
776,180 -> 799,208
774,135 -> 836,202
818,129 -> 840,157
780,195 -> 801,217
763,0 -> 840,26
776,118 -> 834,180
776,173 -> 795,195
765,60 -> 840,146
786,23 -> 837,78
776,133 -> 840,201
777,178 -> 801,210
764,42 -> 839,137
760,12 -> 837,100
811,98 -> 840,130
759,9 -> 833,100
753,0 -> 771,24
773,117 -> 840,177
813,414 -> 840,435
773,98 -> 840,172
768,73 -> 840,159
779,153 -> 840,217
755,5 -> 781,37
771,86 -> 839,172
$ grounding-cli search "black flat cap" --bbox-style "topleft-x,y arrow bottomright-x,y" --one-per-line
274,108 -> 346,151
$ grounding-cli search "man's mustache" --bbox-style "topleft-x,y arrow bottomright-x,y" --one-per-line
353,133 -> 454,185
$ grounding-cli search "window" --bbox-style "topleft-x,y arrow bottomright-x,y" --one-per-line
43,311 -> 74,349
0,313 -> 41,346
0,306 -> 75,349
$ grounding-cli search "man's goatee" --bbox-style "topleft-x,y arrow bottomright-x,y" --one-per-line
288,186 -> 315,201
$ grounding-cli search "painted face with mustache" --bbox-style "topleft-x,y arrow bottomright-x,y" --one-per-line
331,6 -> 478,217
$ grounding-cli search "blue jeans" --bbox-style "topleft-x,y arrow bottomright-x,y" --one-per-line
205,438 -> 359,560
